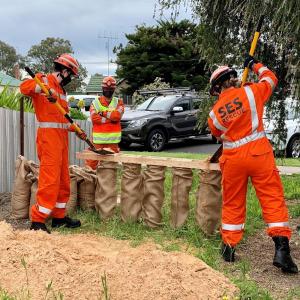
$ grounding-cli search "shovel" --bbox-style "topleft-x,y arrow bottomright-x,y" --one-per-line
25,66 -> 114,155
209,15 -> 264,163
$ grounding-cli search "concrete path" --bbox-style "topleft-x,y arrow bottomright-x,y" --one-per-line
278,166 -> 300,175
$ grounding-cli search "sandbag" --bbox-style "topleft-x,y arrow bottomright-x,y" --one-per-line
120,163 -> 143,222
66,174 -> 78,215
170,167 -> 193,228
75,166 -> 96,211
29,179 -> 38,219
11,156 -> 33,219
142,165 -> 166,228
195,170 -> 222,235
95,161 -> 118,219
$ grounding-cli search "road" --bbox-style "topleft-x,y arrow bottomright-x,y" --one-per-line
122,135 -> 220,154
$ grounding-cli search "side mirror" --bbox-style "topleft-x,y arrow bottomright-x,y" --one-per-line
172,106 -> 184,113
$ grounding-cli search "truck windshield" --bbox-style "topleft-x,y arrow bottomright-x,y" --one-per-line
136,95 -> 179,111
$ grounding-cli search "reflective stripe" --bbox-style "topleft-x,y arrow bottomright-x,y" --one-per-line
222,223 -> 245,231
93,137 -> 121,143
107,112 -> 112,119
244,86 -> 258,132
209,110 -> 227,131
223,131 -> 265,149
92,97 -> 118,113
260,77 -> 275,91
38,205 -> 52,215
35,84 -> 41,93
37,122 -> 69,129
42,77 -> 49,85
258,66 -> 268,76
101,117 -> 107,124
55,202 -> 66,209
267,222 -> 289,228
59,56 -> 78,69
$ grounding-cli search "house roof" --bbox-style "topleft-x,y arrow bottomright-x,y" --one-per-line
86,73 -> 104,93
0,71 -> 21,87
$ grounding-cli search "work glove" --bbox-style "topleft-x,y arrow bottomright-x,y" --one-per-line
39,84 -> 57,103
243,55 -> 257,70
75,125 -> 87,141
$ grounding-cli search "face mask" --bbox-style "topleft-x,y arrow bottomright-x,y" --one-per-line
58,69 -> 73,87
60,75 -> 72,87
103,90 -> 114,98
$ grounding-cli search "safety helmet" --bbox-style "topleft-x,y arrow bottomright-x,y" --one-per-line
102,76 -> 116,90
209,66 -> 237,96
54,54 -> 79,76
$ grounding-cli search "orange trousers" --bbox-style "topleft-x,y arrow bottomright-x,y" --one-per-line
85,143 -> 120,170
219,150 -> 291,247
31,128 -> 70,223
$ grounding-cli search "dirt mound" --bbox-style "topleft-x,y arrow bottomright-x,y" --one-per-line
0,221 -> 238,299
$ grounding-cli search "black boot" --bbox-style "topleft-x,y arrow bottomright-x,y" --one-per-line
221,243 -> 235,262
272,236 -> 298,274
52,216 -> 81,228
30,222 -> 51,234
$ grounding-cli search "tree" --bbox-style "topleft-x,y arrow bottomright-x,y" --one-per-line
0,41 -> 19,76
157,0 -> 300,99
114,20 -> 208,94
158,0 -> 300,151
26,37 -> 87,92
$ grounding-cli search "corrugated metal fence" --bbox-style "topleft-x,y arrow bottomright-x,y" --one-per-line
0,108 -> 91,192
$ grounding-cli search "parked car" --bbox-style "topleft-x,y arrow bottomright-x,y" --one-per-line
120,91 -> 210,151
264,98 -> 300,158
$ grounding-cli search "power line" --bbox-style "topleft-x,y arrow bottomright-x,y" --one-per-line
81,58 -> 200,65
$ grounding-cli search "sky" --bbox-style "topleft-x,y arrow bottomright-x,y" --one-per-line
0,0 -> 192,77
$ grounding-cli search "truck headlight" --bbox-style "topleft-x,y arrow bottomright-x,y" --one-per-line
127,118 -> 148,128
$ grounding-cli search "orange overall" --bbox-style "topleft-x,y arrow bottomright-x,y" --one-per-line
208,63 -> 291,247
20,74 -> 70,222
85,96 -> 124,170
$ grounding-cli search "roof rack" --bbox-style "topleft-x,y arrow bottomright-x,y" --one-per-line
137,87 -> 194,96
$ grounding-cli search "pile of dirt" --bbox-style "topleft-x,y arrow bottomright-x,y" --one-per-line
0,221 -> 238,299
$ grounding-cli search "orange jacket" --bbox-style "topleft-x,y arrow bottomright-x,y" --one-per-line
90,96 -> 124,133
208,63 -> 278,155
20,73 -> 69,124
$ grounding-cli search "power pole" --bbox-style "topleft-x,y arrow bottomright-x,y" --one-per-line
97,34 -> 118,76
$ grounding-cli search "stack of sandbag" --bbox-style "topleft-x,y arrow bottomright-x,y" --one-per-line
73,166 -> 96,211
170,167 -> 193,228
195,169 -> 222,235
11,156 -> 34,219
120,163 -> 143,222
142,165 -> 166,228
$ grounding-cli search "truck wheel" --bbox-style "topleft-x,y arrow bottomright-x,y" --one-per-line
146,129 -> 166,152
286,135 -> 300,158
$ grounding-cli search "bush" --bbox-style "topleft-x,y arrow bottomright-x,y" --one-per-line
69,108 -> 88,120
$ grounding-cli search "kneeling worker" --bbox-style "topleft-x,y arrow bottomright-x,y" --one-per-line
208,56 -> 298,273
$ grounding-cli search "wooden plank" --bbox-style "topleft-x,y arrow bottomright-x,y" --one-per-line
76,150 -> 220,171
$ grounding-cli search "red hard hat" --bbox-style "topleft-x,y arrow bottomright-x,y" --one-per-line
209,66 -> 237,95
102,76 -> 116,90
54,54 -> 79,76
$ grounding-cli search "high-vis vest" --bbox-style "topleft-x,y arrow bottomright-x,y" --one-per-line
91,97 -> 122,144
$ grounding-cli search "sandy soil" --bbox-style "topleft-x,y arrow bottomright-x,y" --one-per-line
0,221 -> 238,300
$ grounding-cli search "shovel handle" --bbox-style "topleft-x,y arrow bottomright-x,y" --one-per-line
241,15 -> 264,85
